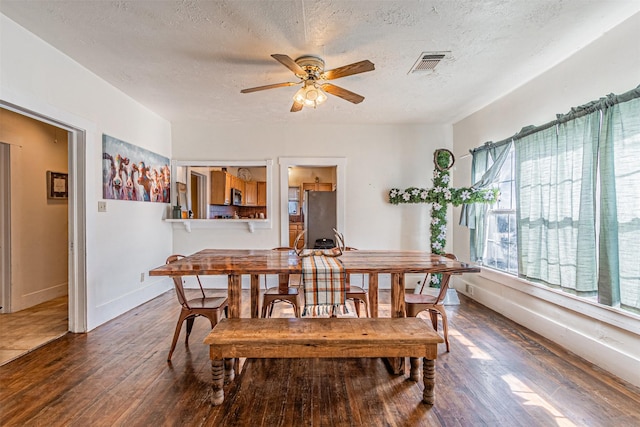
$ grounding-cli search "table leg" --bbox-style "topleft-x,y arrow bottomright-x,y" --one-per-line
409,357 -> 420,381
422,357 -> 436,405
278,273 -> 289,293
224,358 -> 235,383
228,274 -> 242,318
227,274 -> 241,374
368,273 -> 378,318
250,274 -> 260,318
390,272 -> 406,318
211,358 -> 224,406
388,273 -> 406,374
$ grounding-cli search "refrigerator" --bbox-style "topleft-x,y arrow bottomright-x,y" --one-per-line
303,190 -> 337,249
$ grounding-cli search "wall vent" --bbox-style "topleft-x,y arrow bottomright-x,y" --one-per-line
409,51 -> 449,73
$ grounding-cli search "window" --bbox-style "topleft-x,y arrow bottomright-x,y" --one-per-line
482,147 -> 517,274
472,87 -> 640,313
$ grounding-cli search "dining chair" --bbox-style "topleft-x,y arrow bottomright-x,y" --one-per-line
404,253 -> 457,352
166,254 -> 228,361
261,247 -> 302,318
344,247 -> 369,317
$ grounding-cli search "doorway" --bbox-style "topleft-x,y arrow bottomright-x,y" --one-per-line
278,158 -> 346,248
0,110 -> 75,364
0,100 -> 87,339
287,166 -> 337,248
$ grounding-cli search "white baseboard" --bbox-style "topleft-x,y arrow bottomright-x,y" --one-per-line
11,282 -> 68,312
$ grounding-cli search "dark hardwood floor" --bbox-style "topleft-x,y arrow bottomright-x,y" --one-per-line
1,289 -> 639,426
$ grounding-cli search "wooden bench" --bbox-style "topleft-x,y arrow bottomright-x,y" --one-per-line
203,317 -> 444,406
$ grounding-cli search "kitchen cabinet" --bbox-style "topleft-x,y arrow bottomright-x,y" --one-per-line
257,181 -> 267,206
244,181 -> 257,206
289,222 -> 304,247
231,175 -> 244,194
302,182 -> 333,192
211,171 -> 231,205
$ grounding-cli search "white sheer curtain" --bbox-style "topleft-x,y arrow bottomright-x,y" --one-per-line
461,141 -> 513,262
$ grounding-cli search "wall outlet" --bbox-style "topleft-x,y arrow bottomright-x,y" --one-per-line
140,272 -> 145,282
98,201 -> 107,212
465,283 -> 474,296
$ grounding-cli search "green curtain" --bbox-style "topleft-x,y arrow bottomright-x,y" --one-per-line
515,112 -> 598,295
598,95 -> 640,310
462,141 -> 513,262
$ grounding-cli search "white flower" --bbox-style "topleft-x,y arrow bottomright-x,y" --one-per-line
432,202 -> 442,211
430,275 -> 440,285
431,217 -> 440,225
439,224 -> 447,233
390,189 -> 398,197
411,188 -> 419,195
433,186 -> 442,193
433,170 -> 440,178
438,232 -> 447,241
420,190 -> 428,199
432,241 -> 443,250
443,189 -> 452,200
461,190 -> 471,201
483,192 -> 494,200
402,192 -> 410,201
441,174 -> 450,184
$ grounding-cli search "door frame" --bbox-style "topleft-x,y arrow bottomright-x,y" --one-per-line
0,142 -> 10,312
1,100 -> 88,332
278,157 -> 347,248
189,170 -> 207,219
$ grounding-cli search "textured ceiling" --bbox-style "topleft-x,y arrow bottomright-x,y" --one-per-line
2,1 -> 639,125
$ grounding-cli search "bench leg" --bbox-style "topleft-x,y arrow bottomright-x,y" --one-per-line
422,357 -> 436,405
211,359 -> 225,406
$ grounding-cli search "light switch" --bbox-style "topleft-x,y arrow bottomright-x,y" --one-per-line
98,201 -> 107,212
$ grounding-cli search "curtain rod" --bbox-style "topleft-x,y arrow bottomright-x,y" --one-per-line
470,84 -> 640,155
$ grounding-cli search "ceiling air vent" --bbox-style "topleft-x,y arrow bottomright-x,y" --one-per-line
409,52 -> 449,74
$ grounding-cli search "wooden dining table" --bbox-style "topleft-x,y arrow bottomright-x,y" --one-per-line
148,249 -> 481,320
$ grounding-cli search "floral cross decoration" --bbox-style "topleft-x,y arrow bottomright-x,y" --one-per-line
389,148 -> 498,287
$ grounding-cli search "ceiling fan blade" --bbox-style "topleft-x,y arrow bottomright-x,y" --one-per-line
323,60 -> 375,80
240,82 -> 299,93
290,101 -> 304,112
321,83 -> 365,104
271,54 -> 306,76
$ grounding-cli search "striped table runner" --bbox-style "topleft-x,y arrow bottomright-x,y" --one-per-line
301,254 -> 347,316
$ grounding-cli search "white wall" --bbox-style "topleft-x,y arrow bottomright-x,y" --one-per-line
171,122 -> 453,287
1,14 -> 173,330
452,12 -> 640,387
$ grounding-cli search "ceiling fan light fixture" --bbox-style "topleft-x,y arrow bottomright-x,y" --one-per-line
241,54 -> 373,112
293,82 -> 328,108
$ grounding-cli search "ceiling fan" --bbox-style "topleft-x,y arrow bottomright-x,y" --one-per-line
240,54 -> 375,112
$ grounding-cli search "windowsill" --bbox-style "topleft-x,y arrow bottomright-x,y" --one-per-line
165,218 -> 271,233
471,265 -> 640,335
